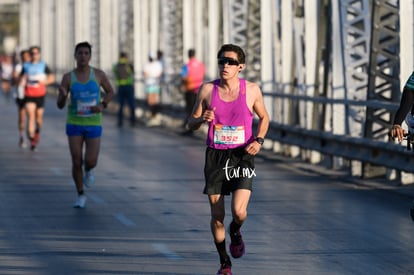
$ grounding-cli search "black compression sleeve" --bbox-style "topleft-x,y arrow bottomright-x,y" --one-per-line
394,88 -> 414,125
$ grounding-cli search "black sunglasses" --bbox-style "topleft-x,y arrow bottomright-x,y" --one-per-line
218,57 -> 239,66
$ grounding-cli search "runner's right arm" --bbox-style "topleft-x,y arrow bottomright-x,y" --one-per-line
57,73 -> 70,109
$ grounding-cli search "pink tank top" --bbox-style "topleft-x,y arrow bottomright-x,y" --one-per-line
207,79 -> 254,149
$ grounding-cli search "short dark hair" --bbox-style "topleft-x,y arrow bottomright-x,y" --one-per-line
188,49 -> 195,58
74,41 -> 92,55
120,52 -> 127,58
20,49 -> 29,57
29,46 -> 41,53
217,44 -> 245,64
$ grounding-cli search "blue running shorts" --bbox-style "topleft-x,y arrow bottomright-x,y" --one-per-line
66,124 -> 102,138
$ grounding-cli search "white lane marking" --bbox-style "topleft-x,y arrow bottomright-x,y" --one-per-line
87,194 -> 106,205
113,213 -> 136,227
151,243 -> 183,260
50,167 -> 62,176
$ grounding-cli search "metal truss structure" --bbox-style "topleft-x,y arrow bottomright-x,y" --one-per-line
244,0 -> 261,83
118,0 -> 134,58
90,0 -> 100,66
158,0 -> 183,105
159,0 -> 183,79
365,0 -> 400,141
227,0 -> 261,83
339,0 -> 371,137
361,0 -> 400,178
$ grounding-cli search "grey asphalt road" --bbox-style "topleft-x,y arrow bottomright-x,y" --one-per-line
0,93 -> 414,275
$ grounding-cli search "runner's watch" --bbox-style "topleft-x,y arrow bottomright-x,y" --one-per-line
101,101 -> 108,109
255,137 -> 264,145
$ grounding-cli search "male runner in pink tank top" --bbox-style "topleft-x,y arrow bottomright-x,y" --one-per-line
187,44 -> 269,275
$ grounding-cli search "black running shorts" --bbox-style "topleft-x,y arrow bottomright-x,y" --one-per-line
15,98 -> 25,108
25,96 -> 45,108
203,146 -> 255,195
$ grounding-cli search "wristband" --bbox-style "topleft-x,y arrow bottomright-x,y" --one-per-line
101,101 -> 108,109
255,137 -> 264,145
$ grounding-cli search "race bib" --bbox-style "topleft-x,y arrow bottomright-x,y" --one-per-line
76,99 -> 96,116
214,124 -> 245,145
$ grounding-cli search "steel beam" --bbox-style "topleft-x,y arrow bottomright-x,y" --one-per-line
365,0 -> 400,141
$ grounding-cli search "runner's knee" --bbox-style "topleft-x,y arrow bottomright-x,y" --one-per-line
232,209 -> 247,223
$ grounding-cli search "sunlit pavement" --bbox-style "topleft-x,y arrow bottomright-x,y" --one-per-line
0,93 -> 413,275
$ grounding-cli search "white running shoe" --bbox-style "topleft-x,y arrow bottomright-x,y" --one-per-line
83,169 -> 95,188
19,137 -> 27,148
146,116 -> 161,127
73,195 -> 87,208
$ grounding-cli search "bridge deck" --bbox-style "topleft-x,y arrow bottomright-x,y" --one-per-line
0,93 -> 413,275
